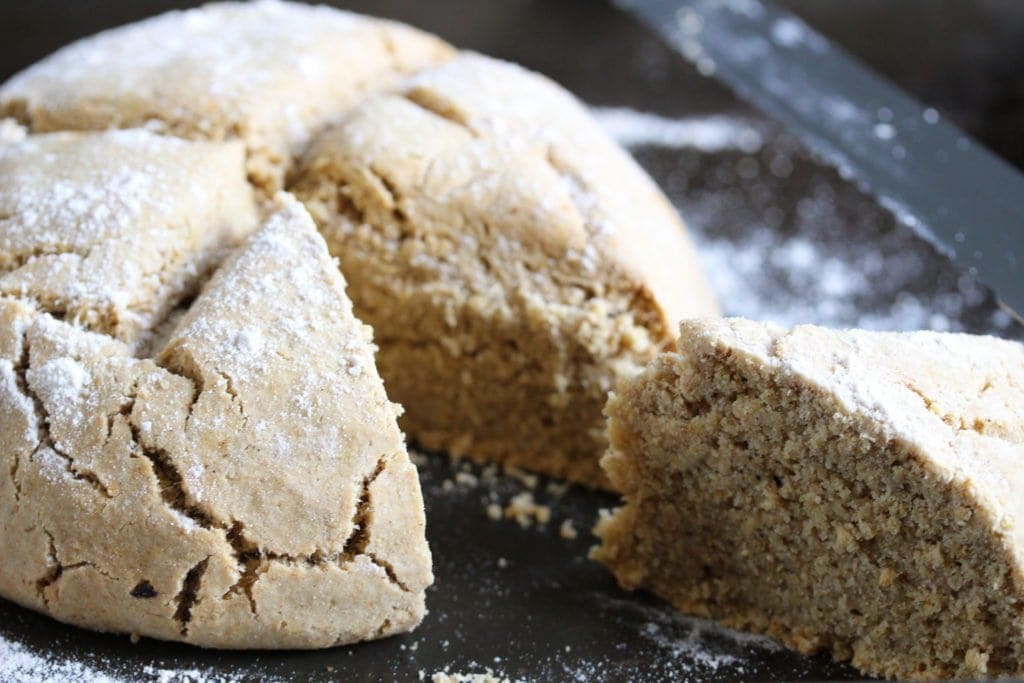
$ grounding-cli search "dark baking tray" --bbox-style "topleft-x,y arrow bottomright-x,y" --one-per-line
1,1 -> 1021,680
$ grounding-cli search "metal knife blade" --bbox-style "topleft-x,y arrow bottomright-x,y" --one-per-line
617,0 -> 1024,322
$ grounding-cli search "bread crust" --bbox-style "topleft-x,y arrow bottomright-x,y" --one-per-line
0,127 -> 431,649
0,0 -> 453,194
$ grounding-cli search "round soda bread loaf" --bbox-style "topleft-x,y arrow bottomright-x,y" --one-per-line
0,0 -> 718,647
293,53 -> 719,487
594,318 -> 1024,679
0,0 -> 453,195
0,125 -> 431,647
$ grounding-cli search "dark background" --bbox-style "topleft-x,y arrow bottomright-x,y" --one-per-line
2,0 -> 1024,170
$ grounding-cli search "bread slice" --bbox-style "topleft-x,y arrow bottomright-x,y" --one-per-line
293,54 -> 718,487
594,318 -> 1024,679
0,0 -> 452,194
0,183 -> 432,647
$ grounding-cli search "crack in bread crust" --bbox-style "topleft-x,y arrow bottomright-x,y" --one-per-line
131,343 -> 414,620
173,557 -> 209,636
400,89 -> 475,133
0,2 -> 454,196
13,327 -> 112,499
129,419 -> 212,529
0,242 -> 95,275
0,193 -> 432,649
34,529 -> 97,608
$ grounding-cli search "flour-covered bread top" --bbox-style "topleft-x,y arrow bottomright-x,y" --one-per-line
292,54 -> 719,486
400,54 -> 718,330
299,53 -> 718,339
0,0 -> 453,192
0,129 -> 257,347
156,196 -> 422,558
0,195 -> 432,648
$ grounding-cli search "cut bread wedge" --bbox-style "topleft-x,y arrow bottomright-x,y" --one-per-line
594,318 -> 1024,679
0,141 -> 431,647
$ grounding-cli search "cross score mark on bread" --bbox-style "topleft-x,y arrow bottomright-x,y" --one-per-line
0,128 -> 431,648
0,0 -> 717,653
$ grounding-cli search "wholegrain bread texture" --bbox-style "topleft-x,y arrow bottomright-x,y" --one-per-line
293,54 -> 718,487
594,318 -> 1024,679
0,0 -> 453,194
0,144 -> 432,647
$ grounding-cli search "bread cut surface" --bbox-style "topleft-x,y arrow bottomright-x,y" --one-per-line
0,131 -> 432,648
293,53 -> 718,487
594,318 -> 1024,679
0,0 -> 453,194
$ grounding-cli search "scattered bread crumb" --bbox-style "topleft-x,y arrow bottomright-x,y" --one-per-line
0,118 -> 26,143
455,471 -> 479,486
480,464 -> 498,484
431,668 -> 513,683
545,480 -> 569,498
486,503 -> 503,521
559,519 -> 578,540
502,464 -> 539,490
505,492 -> 551,528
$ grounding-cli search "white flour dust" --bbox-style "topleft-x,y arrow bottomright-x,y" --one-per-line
590,107 -> 763,153
694,227 -> 979,332
0,636 -> 119,683
0,632 -> 265,682
561,594 -> 787,682
595,105 -> 1015,337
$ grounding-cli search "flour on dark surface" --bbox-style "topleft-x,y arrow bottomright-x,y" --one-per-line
597,107 -> 1019,339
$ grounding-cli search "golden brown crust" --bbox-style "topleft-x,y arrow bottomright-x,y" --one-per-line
0,0 -> 453,194
0,141 -> 432,648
